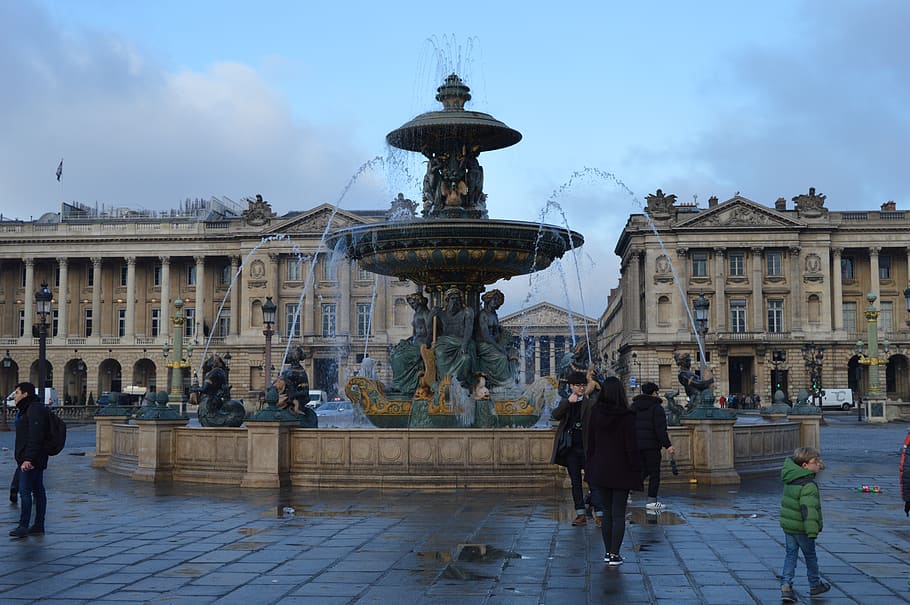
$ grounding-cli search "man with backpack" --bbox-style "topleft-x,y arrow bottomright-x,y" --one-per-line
631,382 -> 675,511
10,382 -> 49,538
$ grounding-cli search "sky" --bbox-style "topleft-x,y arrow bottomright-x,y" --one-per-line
2,1 -> 909,317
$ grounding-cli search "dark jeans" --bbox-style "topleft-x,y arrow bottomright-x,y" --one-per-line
589,486 -> 629,555
781,532 -> 820,587
17,468 -> 46,530
565,448 -> 586,513
640,449 -> 662,499
10,467 -> 19,494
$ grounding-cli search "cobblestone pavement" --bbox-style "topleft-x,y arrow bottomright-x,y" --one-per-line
0,415 -> 908,604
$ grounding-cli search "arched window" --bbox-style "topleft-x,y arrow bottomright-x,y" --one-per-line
657,296 -> 671,326
807,294 -> 821,323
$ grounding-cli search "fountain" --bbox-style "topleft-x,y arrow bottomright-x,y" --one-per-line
327,74 -> 583,428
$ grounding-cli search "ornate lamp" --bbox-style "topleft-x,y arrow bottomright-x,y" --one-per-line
35,282 -> 53,400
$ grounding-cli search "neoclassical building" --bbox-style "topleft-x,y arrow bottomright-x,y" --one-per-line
0,196 -> 418,404
0,196 -> 593,406
604,188 -> 910,404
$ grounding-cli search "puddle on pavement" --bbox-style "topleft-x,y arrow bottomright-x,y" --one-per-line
687,512 -> 763,519
629,509 -> 686,525
456,544 -> 521,562
238,527 -> 263,535
421,543 -> 523,580
224,541 -> 270,550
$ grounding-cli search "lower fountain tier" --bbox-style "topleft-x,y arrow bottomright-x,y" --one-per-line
327,219 -> 583,287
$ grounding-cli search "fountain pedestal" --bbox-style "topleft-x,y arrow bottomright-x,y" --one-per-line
91,413 -> 132,469
679,417 -> 741,485
132,418 -> 190,482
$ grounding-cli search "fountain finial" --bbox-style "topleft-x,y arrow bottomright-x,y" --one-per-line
436,73 -> 471,110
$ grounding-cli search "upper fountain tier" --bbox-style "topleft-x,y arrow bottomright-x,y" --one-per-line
327,73 -> 583,293
386,73 -> 522,154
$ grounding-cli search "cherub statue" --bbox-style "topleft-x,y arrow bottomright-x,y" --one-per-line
194,355 -> 246,428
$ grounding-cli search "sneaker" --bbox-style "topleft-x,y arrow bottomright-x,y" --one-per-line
594,515 -> 602,528
571,514 -> 586,526
809,582 -> 830,596
645,501 -> 664,511
27,526 -> 44,535
606,553 -> 624,566
8,526 -> 28,538
780,583 -> 796,603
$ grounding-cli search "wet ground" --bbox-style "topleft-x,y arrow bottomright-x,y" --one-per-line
0,414 -> 907,604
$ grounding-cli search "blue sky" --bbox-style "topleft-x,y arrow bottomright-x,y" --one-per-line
2,1 -> 908,316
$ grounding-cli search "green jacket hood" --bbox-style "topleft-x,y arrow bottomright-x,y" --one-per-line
781,456 -> 814,484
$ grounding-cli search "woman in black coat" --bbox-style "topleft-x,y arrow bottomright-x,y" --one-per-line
585,376 -> 642,565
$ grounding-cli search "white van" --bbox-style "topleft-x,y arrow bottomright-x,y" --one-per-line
306,390 -> 327,409
820,388 -> 854,410
6,387 -> 59,407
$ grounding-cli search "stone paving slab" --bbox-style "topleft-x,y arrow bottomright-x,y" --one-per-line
0,416 -> 907,603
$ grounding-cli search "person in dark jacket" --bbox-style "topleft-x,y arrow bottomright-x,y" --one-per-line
778,446 -> 829,602
585,376 -> 642,566
901,429 -> 910,517
631,382 -> 675,511
10,382 -> 49,538
550,371 -> 598,526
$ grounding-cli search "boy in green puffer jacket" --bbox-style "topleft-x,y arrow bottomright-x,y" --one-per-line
778,446 -> 830,602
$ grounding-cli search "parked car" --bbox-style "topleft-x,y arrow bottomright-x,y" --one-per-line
314,400 -> 354,426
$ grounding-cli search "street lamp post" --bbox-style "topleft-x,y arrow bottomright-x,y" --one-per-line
801,343 -> 824,407
262,296 -> 277,388
692,293 -> 710,372
1,350 -> 12,431
630,351 -> 641,392
34,282 -> 53,403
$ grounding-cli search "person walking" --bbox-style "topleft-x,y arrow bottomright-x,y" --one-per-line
585,376 -> 642,565
631,382 -> 675,511
779,446 -> 830,602
9,382 -> 49,538
550,371 -> 599,527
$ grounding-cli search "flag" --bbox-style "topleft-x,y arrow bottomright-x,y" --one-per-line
56,159 -> 63,182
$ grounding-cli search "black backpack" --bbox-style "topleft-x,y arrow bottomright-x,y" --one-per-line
44,410 -> 67,456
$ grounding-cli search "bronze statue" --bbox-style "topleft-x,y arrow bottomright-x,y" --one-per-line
475,289 -> 518,388
274,347 -> 317,428
195,355 -> 246,428
674,351 -> 714,405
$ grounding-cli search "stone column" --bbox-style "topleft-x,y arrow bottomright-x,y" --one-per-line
91,257 -> 102,341
131,418 -> 190,481
675,248 -> 689,336
125,256 -> 136,340
868,247 -> 880,304
519,338 -> 527,385
194,255 -> 206,340
23,258 -> 35,337
751,247 -> 763,331
339,260 -> 351,336
789,247 -> 801,334
629,250 -> 642,333
57,257 -> 68,338
91,414 -> 132,468
787,413 -> 821,450
679,417 -> 741,485
303,264 -> 315,336
533,337 -> 541,380
230,256 -> 241,336
714,248 -> 726,331
159,256 -> 170,339
832,248 -> 843,332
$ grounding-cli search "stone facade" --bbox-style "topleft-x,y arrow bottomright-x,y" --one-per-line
603,191 -> 910,406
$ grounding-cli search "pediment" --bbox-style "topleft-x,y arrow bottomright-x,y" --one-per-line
265,204 -> 371,236
501,302 -> 595,328
675,197 -> 805,229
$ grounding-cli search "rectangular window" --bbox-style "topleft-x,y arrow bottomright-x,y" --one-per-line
19,310 -> 25,337
87,264 -> 94,287
730,300 -> 747,333
52,309 -> 59,337
321,303 -> 336,337
766,252 -> 783,277
285,303 -> 301,338
184,308 -> 195,338
154,264 -> 162,287
767,299 -> 784,333
841,257 -> 855,279
357,265 -> 372,281
151,308 -> 160,337
54,266 -> 60,288
120,265 -> 128,287
322,258 -> 337,281
879,255 -> 891,279
287,259 -> 301,282
118,309 -> 126,337
729,253 -> 745,277
217,311 -> 231,338
357,302 -> 373,337
219,265 -> 231,286
880,301 -> 893,335
842,302 -> 857,334
692,252 -> 708,277
20,267 -> 26,288
84,308 -> 93,337
187,265 -> 196,286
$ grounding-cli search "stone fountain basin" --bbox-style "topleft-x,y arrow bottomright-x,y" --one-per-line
327,219 -> 584,285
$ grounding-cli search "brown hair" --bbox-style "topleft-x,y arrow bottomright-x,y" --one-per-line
792,446 -> 821,466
